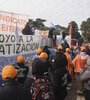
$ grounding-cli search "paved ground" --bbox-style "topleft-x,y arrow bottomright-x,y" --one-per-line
65,79 -> 85,100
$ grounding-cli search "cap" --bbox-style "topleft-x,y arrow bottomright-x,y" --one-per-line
65,48 -> 70,52
38,52 -> 48,59
73,46 -> 77,49
17,56 -> 25,63
2,65 -> 17,81
58,45 -> 63,50
80,47 -> 86,52
36,48 -> 42,54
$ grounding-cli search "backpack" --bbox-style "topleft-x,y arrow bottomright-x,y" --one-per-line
31,77 -> 55,100
15,65 -> 27,78
15,65 -> 27,84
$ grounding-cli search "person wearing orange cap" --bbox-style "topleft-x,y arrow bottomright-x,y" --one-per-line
38,52 -> 48,60
43,46 -> 50,60
38,52 -> 53,82
65,48 -> 73,81
32,48 -> 42,60
51,45 -> 68,76
15,55 -> 29,84
50,45 -> 63,61
38,52 -> 51,73
55,45 -> 68,66
65,48 -> 73,85
24,58 -> 54,100
73,46 -> 88,94
80,47 -> 90,100
0,65 -> 32,100
57,45 -> 63,52
53,52 -> 70,100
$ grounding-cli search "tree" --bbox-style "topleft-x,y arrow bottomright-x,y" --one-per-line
28,18 -> 47,28
67,21 -> 83,45
54,25 -> 67,35
67,21 -> 81,39
80,18 -> 90,42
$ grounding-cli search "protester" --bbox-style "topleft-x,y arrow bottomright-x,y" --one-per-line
50,45 -> 63,61
43,46 -> 50,59
48,27 -> 55,39
24,58 -> 44,90
70,46 -> 75,60
73,46 -> 80,56
32,48 -> 42,60
49,48 -> 55,62
24,58 -> 55,100
0,65 -> 32,100
51,45 -> 68,74
80,46 -> 90,100
73,46 -> 88,95
53,52 -> 70,100
65,48 -> 73,81
15,55 -> 29,84
61,40 -> 70,52
38,52 -> 49,72
80,56 -> 90,100
54,45 -> 68,68
38,52 -> 53,82
57,45 -> 63,52
22,20 -> 34,35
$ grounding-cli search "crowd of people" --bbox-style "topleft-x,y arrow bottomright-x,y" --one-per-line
0,44 -> 90,100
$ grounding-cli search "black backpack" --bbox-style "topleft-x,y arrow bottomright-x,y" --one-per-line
15,65 -> 27,84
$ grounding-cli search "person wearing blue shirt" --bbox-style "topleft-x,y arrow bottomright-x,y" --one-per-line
32,48 -> 42,60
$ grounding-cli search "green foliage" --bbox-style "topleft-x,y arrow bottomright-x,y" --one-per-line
80,18 -> 90,42
67,21 -> 81,39
29,18 -> 47,29
55,25 -> 67,31
38,26 -> 50,30
67,21 -> 83,45
54,25 -> 67,35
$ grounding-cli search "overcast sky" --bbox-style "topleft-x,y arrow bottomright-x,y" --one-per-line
0,0 -> 90,28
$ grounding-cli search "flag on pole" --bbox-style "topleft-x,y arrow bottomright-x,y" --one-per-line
60,31 -> 63,44
15,20 -> 20,42
15,20 -> 19,36
76,41 -> 78,47
50,22 -> 56,29
69,22 -> 72,36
